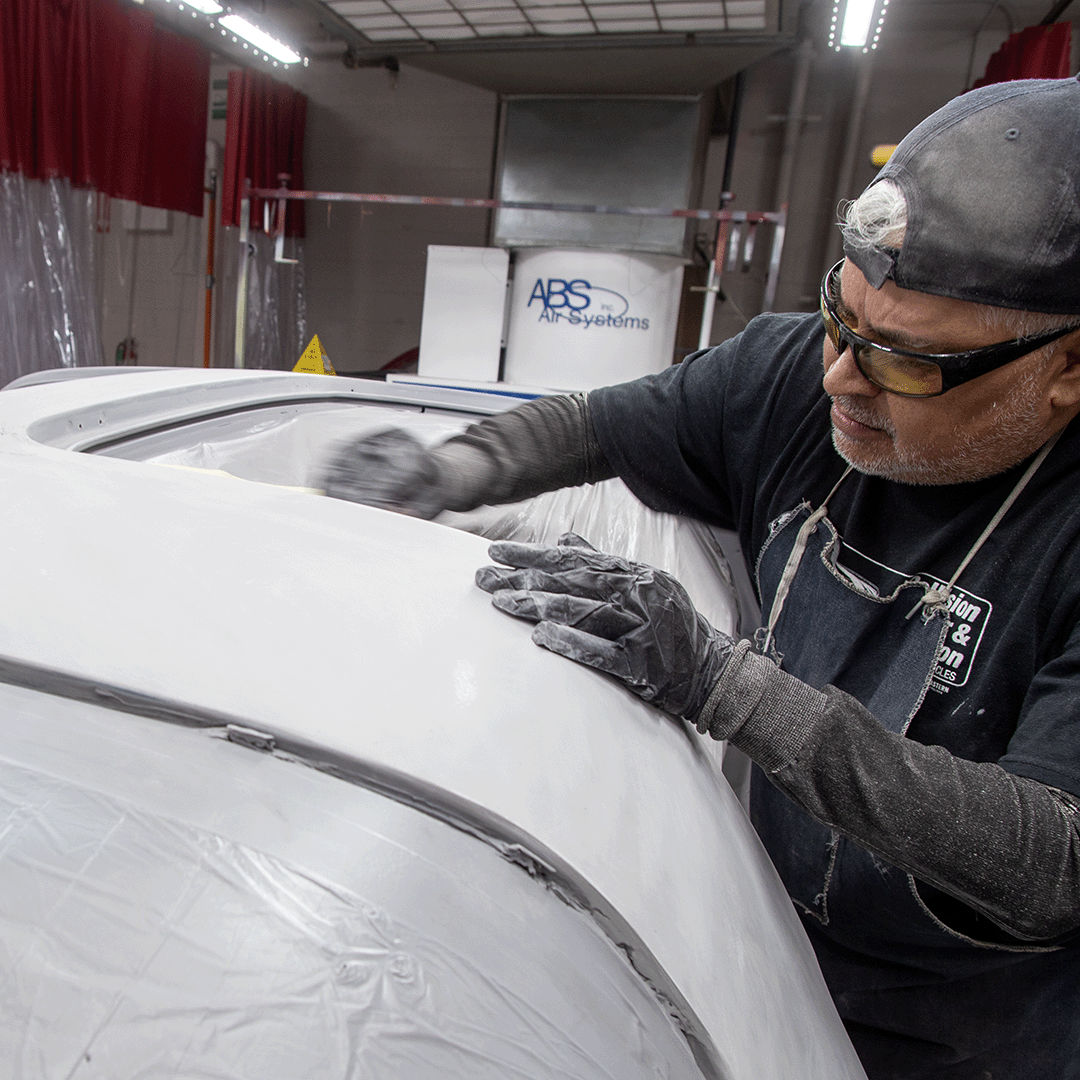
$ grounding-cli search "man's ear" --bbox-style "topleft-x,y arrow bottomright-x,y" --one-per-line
1048,336 -> 1080,410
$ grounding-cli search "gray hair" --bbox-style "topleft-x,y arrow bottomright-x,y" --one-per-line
841,180 -> 907,252
840,181 -> 1079,342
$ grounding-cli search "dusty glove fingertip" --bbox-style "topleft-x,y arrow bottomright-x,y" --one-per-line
490,589 -> 537,619
556,531 -> 593,549
474,566 -> 506,592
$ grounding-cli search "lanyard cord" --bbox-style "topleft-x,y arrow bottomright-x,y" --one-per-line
761,464 -> 854,659
905,428 -> 1064,620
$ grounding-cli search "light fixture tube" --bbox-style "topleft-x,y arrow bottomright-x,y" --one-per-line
840,0 -> 876,47
184,0 -> 223,12
218,13 -> 302,63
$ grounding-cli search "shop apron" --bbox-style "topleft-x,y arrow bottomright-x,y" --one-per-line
751,479 -> 954,949
748,443 -> 1078,1075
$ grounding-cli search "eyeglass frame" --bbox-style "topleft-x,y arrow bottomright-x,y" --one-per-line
819,259 -> 1080,398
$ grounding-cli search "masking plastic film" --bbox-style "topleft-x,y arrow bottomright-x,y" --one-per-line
0,174 -> 102,385
0,750 -> 701,1080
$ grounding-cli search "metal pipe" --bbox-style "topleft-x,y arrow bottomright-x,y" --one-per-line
123,204 -> 142,365
697,71 -> 746,350
824,50 -> 875,272
234,180 -> 251,370
1041,0 -> 1075,23
697,261 -> 720,351
247,185 -> 784,223
773,38 -> 814,221
718,70 -> 746,211
762,204 -> 788,312
203,170 -> 217,369
273,174 -> 299,265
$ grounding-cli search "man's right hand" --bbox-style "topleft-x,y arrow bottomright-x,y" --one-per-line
319,429 -> 448,519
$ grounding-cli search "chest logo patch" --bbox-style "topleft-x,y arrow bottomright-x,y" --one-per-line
930,582 -> 992,690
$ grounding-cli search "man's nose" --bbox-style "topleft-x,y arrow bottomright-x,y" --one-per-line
822,339 -> 881,398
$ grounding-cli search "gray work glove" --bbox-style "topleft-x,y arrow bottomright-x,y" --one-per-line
320,429 -> 447,518
475,532 -> 735,722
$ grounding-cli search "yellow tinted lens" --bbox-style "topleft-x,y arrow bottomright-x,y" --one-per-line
820,296 -> 844,352
856,345 -> 943,396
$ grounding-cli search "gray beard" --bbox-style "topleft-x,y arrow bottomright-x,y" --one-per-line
829,367 -> 1050,486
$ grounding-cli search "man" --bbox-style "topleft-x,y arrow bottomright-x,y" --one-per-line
322,78 -> 1080,1078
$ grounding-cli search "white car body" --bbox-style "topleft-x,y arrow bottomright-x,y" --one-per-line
0,367 -> 866,1080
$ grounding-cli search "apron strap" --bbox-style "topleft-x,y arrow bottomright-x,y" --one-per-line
905,428 -> 1065,620
761,465 -> 853,659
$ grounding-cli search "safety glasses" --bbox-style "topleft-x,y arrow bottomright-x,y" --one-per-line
819,260 -> 1080,397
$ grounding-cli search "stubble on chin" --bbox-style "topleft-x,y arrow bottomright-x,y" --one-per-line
827,370 -> 1051,486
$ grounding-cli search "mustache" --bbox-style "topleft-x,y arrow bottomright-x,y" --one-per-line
831,396 -> 895,436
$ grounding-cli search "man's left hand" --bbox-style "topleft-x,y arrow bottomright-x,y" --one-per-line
475,533 -> 734,722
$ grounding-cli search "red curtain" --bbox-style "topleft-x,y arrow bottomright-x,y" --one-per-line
973,22 -> 1073,88
222,69 -> 306,238
0,0 -> 210,217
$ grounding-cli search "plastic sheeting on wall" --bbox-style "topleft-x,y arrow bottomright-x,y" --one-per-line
213,226 -> 307,370
0,173 -> 102,385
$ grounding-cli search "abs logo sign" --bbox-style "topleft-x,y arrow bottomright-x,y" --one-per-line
527,278 -> 650,331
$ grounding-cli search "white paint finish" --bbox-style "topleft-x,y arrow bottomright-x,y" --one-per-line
504,248 -> 686,390
419,245 -> 508,381
0,370 -> 866,1079
1,368 -> 518,453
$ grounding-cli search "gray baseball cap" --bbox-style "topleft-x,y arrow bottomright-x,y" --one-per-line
844,76 -> 1080,314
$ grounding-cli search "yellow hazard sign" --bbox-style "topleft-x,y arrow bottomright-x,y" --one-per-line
293,334 -> 336,375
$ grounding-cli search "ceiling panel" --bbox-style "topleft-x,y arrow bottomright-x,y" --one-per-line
326,0 -> 770,43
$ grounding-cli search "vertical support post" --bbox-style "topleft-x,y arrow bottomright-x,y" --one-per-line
697,260 -> 719,352
774,38 -> 814,217
697,217 -> 730,351
234,178 -> 251,369
273,173 -> 298,265
203,169 -> 217,368
762,205 -> 787,312
766,37 -> 813,312
824,50 -> 875,271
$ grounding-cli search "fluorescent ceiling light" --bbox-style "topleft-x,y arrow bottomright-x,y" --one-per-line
219,13 -> 302,62
840,0 -> 874,47
184,0 -> 223,12
829,0 -> 887,50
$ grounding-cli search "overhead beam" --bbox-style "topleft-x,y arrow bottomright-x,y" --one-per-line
1041,0 -> 1075,23
284,0 -> 373,54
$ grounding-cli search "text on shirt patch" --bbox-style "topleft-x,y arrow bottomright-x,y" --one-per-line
929,581 -> 992,691
832,539 -> 993,696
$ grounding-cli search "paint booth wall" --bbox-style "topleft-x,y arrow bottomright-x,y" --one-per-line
694,6 -> 1078,349
295,62 -> 498,373
98,199 -> 211,368
83,6 -> 1078,377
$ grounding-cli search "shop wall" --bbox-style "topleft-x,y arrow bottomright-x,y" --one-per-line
289,60 -> 498,373
696,6 -> 1058,347
95,5 -> 1076,374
